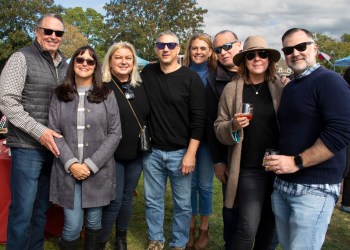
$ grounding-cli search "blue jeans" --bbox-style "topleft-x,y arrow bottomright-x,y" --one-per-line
7,148 -> 53,250
62,182 -> 102,241
271,188 -> 336,250
143,148 -> 192,248
191,142 -> 214,215
101,156 -> 143,242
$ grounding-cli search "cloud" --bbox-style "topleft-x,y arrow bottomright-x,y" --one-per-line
197,0 -> 349,50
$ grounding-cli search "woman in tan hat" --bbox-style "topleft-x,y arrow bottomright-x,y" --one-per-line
214,35 -> 284,249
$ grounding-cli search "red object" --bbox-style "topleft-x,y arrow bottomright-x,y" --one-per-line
0,139 -> 63,244
318,51 -> 331,61
45,204 -> 64,238
0,139 -> 11,244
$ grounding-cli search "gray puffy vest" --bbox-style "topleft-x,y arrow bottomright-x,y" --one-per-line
6,41 -> 68,149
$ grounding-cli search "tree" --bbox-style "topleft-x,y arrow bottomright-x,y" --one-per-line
314,32 -> 350,72
341,33 -> 350,42
104,0 -> 207,61
62,7 -> 106,59
0,0 -> 63,71
60,23 -> 88,59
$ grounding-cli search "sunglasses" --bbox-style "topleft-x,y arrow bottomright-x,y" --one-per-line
281,42 -> 314,55
155,42 -> 178,50
245,51 -> 269,60
38,27 -> 65,37
75,57 -> 96,66
213,41 -> 238,54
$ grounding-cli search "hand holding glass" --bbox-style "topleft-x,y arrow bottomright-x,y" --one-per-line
263,149 -> 280,169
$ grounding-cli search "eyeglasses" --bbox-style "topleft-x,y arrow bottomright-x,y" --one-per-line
155,42 -> 178,50
245,51 -> 269,60
281,42 -> 314,55
213,41 -> 238,54
38,27 -> 65,37
75,57 -> 96,66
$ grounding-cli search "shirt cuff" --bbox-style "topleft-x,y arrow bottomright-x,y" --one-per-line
64,158 -> 79,173
31,123 -> 48,141
84,158 -> 99,174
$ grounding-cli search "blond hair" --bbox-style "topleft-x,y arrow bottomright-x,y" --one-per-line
102,41 -> 141,87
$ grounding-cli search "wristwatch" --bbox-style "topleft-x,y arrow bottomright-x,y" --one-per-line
294,155 -> 304,169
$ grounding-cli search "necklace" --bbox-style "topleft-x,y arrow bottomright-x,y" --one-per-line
251,82 -> 264,95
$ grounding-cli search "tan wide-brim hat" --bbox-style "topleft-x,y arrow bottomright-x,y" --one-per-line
233,35 -> 281,65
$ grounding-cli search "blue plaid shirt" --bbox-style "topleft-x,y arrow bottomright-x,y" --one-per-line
275,63 -> 341,199
294,63 -> 320,79
274,177 -> 341,198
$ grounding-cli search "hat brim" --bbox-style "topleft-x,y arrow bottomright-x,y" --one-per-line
233,48 -> 281,66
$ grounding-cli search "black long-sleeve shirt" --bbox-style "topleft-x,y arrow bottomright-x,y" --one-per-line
206,62 -> 237,163
141,63 -> 206,151
106,77 -> 150,160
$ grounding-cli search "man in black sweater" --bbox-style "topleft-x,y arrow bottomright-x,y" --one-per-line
141,31 -> 206,250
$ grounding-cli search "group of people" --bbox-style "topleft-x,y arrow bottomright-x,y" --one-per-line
1,12 -> 350,250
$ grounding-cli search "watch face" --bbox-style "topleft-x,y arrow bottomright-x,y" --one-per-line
294,155 -> 303,168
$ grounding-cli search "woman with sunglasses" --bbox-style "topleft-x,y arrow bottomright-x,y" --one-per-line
48,45 -> 122,249
183,33 -> 217,250
100,42 -> 150,250
214,35 -> 284,249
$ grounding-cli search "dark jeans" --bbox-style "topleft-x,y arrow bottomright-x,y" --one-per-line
342,173 -> 350,206
7,148 -> 52,250
222,181 -> 238,250
233,168 -> 276,250
100,156 -> 143,242
341,145 -> 350,206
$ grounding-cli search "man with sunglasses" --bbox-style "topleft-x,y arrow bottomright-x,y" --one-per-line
141,31 -> 206,250
206,30 -> 241,250
0,14 -> 67,249
263,28 -> 350,249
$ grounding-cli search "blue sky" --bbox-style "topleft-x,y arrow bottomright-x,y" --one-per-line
55,0 -> 349,52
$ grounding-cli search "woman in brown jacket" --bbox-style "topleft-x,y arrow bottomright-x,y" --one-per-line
214,35 -> 284,250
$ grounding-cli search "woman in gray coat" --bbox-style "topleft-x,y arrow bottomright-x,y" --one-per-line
48,46 -> 122,250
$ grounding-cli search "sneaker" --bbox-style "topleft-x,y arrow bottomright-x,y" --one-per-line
147,240 -> 165,250
340,205 -> 350,213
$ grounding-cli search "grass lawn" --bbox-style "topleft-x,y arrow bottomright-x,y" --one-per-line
1,175 -> 350,249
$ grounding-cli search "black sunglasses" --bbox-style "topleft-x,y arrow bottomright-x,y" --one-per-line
213,41 -> 238,54
38,27 -> 65,37
155,42 -> 178,50
281,42 -> 314,55
75,57 -> 96,66
245,51 -> 269,60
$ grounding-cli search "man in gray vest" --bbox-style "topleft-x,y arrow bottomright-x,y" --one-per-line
0,14 -> 67,249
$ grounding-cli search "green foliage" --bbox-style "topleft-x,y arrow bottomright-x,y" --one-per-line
341,33 -> 350,42
104,0 -> 207,61
0,0 -> 63,71
60,23 -> 88,58
62,7 -> 106,60
314,32 -> 350,73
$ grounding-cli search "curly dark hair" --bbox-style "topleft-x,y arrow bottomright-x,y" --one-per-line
55,45 -> 110,103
